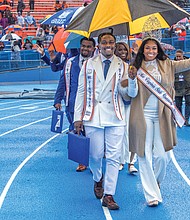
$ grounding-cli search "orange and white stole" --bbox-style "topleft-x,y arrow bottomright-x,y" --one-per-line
137,67 -> 185,127
64,57 -> 74,106
82,60 -> 124,121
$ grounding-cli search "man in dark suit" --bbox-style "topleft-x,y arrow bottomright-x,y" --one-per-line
36,44 -> 78,70
54,37 -> 96,171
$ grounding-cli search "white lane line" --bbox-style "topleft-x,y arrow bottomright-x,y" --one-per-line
101,199 -> 113,220
0,106 -> 53,121
0,128 -> 68,209
0,116 -> 51,137
171,150 -> 190,186
0,100 -> 31,106
0,100 -> 52,111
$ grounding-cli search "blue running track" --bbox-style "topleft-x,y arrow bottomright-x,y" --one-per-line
0,84 -> 189,220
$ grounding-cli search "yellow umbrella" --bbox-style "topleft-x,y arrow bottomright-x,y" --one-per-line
66,0 -> 190,37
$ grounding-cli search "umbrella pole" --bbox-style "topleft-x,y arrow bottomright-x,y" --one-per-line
127,35 -> 132,63
51,42 -> 57,52
126,23 -> 132,63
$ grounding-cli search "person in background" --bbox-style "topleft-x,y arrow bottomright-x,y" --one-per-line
36,24 -> 45,40
114,42 -> 138,174
23,38 -> 33,50
10,0 -> 14,8
0,41 -> 5,51
174,49 -> 190,126
29,0 -> 35,11
36,43 -> 66,67
11,39 -> 21,68
54,0 -> 62,12
51,25 -> 58,35
62,1 -> 68,9
54,37 -> 96,172
74,33 -> 138,210
16,12 -> 25,27
128,36 -> 190,207
0,13 -> 9,29
24,11 -> 36,29
17,0 -> 25,15
4,7 -> 13,24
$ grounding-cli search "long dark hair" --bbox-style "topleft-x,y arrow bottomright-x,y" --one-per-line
132,38 -> 168,69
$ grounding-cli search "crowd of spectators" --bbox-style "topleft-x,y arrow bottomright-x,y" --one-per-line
171,0 -> 190,7
53,0 -> 68,12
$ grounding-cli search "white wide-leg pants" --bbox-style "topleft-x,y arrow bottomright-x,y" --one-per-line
138,111 -> 170,203
85,126 -> 125,196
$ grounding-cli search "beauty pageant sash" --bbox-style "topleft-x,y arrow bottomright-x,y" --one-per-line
137,68 -> 185,127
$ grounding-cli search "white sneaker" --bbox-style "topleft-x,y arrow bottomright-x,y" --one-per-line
128,164 -> 138,174
119,164 -> 124,171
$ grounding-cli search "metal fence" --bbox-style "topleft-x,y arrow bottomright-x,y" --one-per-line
1,36 -> 190,73
0,50 -> 48,72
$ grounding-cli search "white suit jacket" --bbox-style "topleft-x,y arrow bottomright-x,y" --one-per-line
74,54 -> 138,128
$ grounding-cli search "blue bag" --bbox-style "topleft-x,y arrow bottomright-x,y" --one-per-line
50,110 -> 64,133
68,132 -> 90,166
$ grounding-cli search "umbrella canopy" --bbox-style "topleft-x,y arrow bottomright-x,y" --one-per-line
41,7 -> 78,26
1,33 -> 21,41
64,33 -> 84,49
64,7 -> 84,27
48,28 -> 69,53
47,7 -> 86,53
66,0 -> 190,37
4,25 -> 23,32
48,29 -> 84,53
0,4 -> 11,10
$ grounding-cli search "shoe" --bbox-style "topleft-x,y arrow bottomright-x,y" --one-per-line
94,176 -> 104,199
148,200 -> 159,207
102,195 -> 119,210
76,164 -> 87,172
128,164 -> 138,174
119,164 -> 124,171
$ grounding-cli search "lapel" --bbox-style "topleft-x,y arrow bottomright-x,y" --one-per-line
92,55 -> 104,87
102,55 -> 122,91
92,55 -> 123,90
106,55 -> 122,82
71,55 -> 80,73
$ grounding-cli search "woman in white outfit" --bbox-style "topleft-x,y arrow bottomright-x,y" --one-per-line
115,42 -> 138,173
128,37 -> 190,207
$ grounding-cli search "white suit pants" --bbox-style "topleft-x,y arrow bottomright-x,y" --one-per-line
138,111 -> 170,203
85,126 -> 125,196
120,104 -> 137,164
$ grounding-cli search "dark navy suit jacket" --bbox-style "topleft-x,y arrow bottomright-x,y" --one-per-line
54,55 -> 81,113
41,52 -> 67,71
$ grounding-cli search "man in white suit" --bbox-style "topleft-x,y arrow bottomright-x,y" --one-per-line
74,33 -> 138,210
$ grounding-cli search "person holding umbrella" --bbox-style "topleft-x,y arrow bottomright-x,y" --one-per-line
128,35 -> 190,207
74,33 -> 138,210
